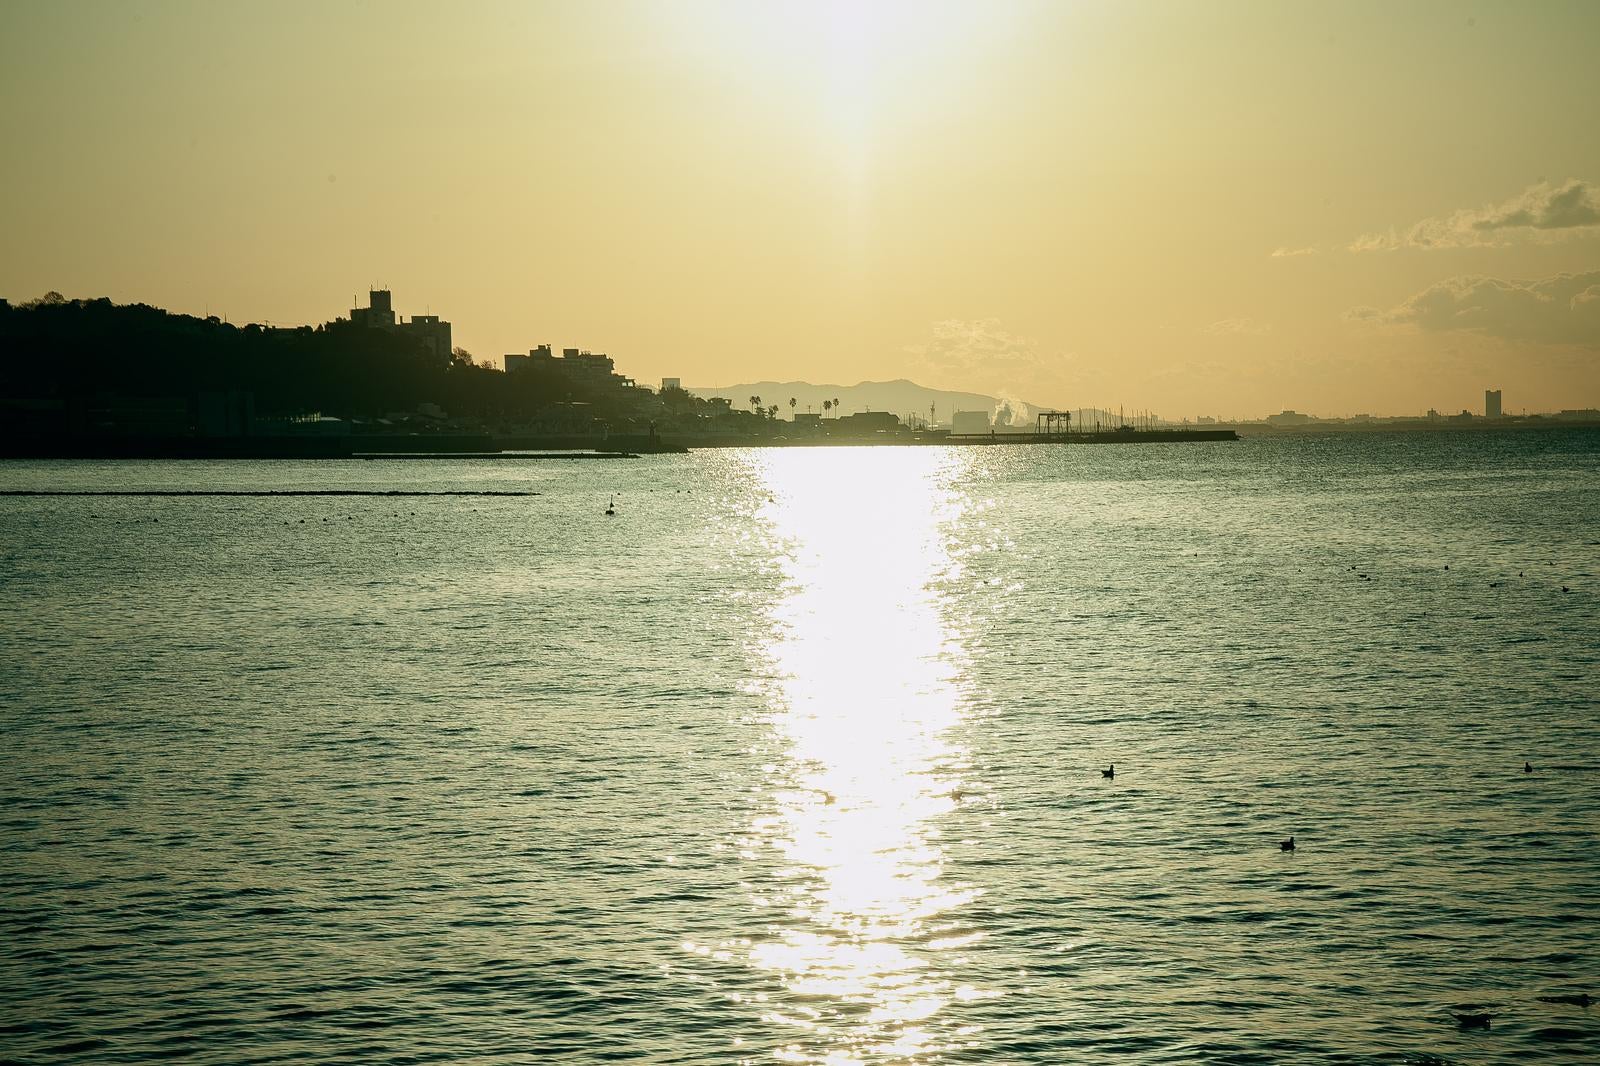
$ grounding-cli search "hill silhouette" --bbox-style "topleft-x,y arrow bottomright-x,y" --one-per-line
0,294 -> 608,419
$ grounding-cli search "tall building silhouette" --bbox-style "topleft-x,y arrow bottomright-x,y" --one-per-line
347,289 -> 451,363
349,289 -> 396,329
1485,389 -> 1503,419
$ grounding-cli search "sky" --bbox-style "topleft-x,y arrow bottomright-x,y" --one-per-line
2,0 -> 1598,418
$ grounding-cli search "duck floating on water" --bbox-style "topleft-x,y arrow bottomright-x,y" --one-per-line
605,495 -> 616,516
1101,764 -> 1115,779
1279,836 -> 1295,852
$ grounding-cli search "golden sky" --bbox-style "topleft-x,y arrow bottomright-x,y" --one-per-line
3,0 -> 1598,417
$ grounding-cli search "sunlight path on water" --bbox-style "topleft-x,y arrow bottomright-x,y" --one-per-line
740,448 -> 988,1064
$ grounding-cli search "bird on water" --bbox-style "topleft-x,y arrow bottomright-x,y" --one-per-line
1101,764 -> 1115,779
605,495 -> 616,516
1280,836 -> 1295,851
1525,761 -> 1533,773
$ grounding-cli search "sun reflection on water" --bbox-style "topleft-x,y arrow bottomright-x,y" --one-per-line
742,447 -> 985,1063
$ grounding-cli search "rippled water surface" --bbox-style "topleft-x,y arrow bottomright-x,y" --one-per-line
3,431 -> 1599,1064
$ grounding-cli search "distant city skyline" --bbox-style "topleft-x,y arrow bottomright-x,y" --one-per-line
321,289 -> 1600,423
2,2 -> 1597,418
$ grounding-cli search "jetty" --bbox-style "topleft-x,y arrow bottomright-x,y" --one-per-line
945,427 -> 1238,445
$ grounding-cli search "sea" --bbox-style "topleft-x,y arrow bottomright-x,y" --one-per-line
2,429 -> 1597,1065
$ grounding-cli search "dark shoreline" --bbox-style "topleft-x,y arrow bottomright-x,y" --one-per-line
6,422 -> 1598,460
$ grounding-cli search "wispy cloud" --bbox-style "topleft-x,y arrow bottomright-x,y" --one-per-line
1349,179 -> 1600,252
1270,246 -> 1317,258
904,318 -> 1053,376
1199,317 -> 1272,336
1354,270 -> 1600,347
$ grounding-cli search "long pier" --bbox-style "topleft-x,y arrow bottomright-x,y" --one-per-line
944,428 -> 1239,444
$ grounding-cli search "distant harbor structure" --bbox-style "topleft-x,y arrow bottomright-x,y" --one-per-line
944,406 -> 1236,444
1486,388 -> 1503,419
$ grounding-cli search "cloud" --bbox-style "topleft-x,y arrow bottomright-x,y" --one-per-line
1199,317 -> 1272,336
1348,229 -> 1401,253
1270,246 -> 1317,258
1371,270 -> 1600,347
1349,179 -> 1600,251
904,318 -> 1051,376
1471,180 -> 1600,232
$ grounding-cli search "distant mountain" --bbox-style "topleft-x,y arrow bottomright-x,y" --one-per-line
688,378 -> 1043,425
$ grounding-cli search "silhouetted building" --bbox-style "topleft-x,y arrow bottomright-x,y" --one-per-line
1486,389 -> 1503,419
406,315 -> 451,362
951,410 -> 992,435
349,289 -> 396,329
559,349 -> 608,382
347,289 -> 451,364
836,411 -> 901,435
505,344 -> 557,374
661,377 -> 681,391
560,350 -> 631,388
502,344 -> 633,387
1266,410 -> 1314,427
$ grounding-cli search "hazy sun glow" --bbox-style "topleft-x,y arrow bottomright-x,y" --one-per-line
742,448 -> 987,1061
654,1 -> 1011,270
3,1 -> 1596,414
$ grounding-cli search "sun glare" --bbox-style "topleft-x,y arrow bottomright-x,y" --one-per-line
741,448 -> 986,1062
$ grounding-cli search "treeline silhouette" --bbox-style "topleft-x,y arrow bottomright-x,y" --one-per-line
0,293 -> 602,419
